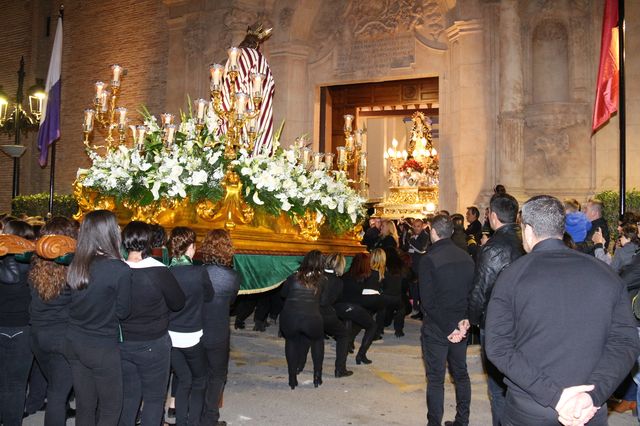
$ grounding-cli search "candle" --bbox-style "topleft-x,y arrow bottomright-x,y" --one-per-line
111,64 -> 123,84
420,137 -> 428,148
235,92 -> 248,116
161,113 -> 174,127
165,124 -> 176,146
301,148 -> 311,167
324,153 -> 334,170
129,125 -> 137,146
136,125 -> 147,150
430,147 -> 438,157
336,146 -> 347,166
248,116 -> 257,132
209,64 -> 224,88
355,130 -> 362,148
195,98 -> 207,120
313,153 -> 324,170
359,152 -> 367,170
115,107 -> 127,126
83,109 -> 95,131
343,114 -> 354,132
392,138 -> 398,149
100,91 -> 109,112
251,73 -> 264,97
94,81 -> 105,101
228,47 -> 240,69
402,150 -> 408,160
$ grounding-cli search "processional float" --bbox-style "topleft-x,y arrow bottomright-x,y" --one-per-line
71,25 -> 367,293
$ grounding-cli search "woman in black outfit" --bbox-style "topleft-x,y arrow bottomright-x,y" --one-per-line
280,250 -> 325,389
0,220 -> 35,426
119,221 -> 185,426
168,227 -> 213,426
377,247 -> 408,338
335,252 -> 379,365
199,229 -> 241,426
65,210 -> 132,426
29,217 -> 78,426
321,253 -> 353,378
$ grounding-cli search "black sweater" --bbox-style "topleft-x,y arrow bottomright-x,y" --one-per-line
68,256 -> 132,341
0,255 -> 31,327
121,257 -> 185,341
169,265 -> 214,333
30,286 -> 72,329
486,239 -> 640,409
418,238 -> 475,336
202,264 -> 240,347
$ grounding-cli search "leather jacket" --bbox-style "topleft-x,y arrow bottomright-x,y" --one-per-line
468,223 -> 524,327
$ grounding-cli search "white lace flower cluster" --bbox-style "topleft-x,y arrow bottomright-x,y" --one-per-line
235,148 -> 365,223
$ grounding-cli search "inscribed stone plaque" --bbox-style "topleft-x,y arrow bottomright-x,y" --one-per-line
337,32 -> 415,75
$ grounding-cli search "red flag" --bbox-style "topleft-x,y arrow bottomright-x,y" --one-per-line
592,0 -> 620,132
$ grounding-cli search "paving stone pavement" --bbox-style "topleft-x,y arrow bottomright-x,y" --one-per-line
23,317 -> 638,425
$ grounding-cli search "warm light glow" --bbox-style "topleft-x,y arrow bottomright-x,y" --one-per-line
251,73 -> 265,97
209,64 -> 224,87
324,152 -> 334,170
420,137 -> 427,148
116,107 -> 127,126
195,98 -> 207,120
95,81 -> 105,99
391,138 -> 398,149
228,47 -> 240,69
235,92 -> 248,116
111,64 -> 123,84
431,147 -> 437,156
425,202 -> 436,213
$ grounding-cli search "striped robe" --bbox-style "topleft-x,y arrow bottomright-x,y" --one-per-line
219,47 -> 275,156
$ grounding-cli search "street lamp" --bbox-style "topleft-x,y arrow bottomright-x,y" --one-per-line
0,56 -> 45,198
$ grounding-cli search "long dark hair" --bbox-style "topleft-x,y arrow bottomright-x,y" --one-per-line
67,210 -> 122,290
122,221 -> 152,258
296,250 -> 324,290
30,217 -> 79,301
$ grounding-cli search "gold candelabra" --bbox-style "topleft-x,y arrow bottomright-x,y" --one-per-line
82,65 -> 179,154
337,114 -> 367,196
209,48 -> 264,160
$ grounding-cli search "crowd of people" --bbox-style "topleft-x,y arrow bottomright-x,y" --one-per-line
2,185 -> 640,426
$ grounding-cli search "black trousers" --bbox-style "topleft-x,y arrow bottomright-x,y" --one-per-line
31,327 -> 73,426
334,303 -> 377,359
25,358 -> 47,414
280,311 -> 324,378
421,323 -> 471,426
119,334 -> 171,426
170,343 -> 207,426
201,343 -> 230,424
0,326 -> 33,426
298,309 -> 350,373
66,335 -> 123,426
375,295 -> 405,334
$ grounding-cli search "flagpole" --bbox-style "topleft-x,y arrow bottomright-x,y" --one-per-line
618,0 -> 625,216
48,5 -> 63,217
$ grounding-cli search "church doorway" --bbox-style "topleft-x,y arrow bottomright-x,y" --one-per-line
319,77 -> 439,200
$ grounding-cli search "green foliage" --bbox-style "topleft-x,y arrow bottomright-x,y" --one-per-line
594,189 -> 640,238
11,193 -> 78,218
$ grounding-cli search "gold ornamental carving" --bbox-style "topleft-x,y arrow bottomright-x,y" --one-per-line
292,210 -> 325,242
72,179 -> 115,221
0,235 -> 36,255
196,170 -> 254,230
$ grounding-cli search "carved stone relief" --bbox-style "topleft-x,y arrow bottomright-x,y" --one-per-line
533,132 -> 569,176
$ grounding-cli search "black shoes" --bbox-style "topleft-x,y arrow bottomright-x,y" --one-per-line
234,321 -> 245,330
395,330 -> 405,337
289,375 -> 298,389
355,354 -> 372,365
253,320 -> 267,332
313,372 -> 323,387
335,369 -> 354,378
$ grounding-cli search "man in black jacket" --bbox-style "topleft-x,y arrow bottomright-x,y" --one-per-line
468,193 -> 524,426
486,195 -> 640,425
419,214 -> 475,426
585,198 -> 610,250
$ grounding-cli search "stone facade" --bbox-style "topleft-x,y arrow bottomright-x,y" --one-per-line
0,0 -> 638,214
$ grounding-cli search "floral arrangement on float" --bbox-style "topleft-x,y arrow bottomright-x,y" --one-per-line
76,106 -> 365,236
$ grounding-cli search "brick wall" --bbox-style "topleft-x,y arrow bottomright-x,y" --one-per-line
0,0 -> 169,212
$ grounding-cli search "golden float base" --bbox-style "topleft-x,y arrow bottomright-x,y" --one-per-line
73,177 -> 365,256
372,186 -> 438,219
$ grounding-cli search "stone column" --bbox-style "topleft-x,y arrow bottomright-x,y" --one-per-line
268,42 -> 312,147
498,0 -> 525,195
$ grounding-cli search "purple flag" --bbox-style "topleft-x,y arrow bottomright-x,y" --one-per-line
37,15 -> 62,167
